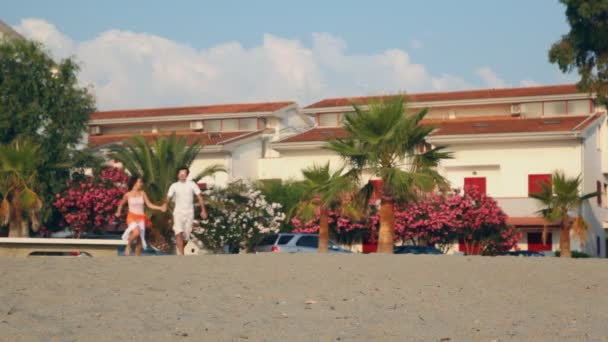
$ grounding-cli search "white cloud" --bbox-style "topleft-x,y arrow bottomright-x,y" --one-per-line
12,18 -> 540,110
476,67 -> 509,88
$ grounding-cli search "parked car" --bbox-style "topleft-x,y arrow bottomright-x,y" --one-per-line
254,233 -> 352,253
506,250 -> 545,257
393,245 -> 443,255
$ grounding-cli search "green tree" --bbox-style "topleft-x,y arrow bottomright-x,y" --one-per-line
254,179 -> 308,231
0,38 -> 97,224
294,163 -> 358,253
530,171 -> 597,258
0,138 -> 43,237
549,0 -> 608,105
326,96 -> 451,253
109,133 -> 226,249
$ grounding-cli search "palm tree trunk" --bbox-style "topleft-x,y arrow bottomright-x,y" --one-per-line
377,196 -> 395,254
318,208 -> 329,253
560,214 -> 571,258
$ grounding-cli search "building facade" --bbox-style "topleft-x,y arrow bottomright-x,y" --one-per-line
88,84 -> 608,256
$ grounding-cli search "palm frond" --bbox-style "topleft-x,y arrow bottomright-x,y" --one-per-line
192,164 -> 227,182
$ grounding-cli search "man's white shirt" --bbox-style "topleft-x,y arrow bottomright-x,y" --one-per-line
167,180 -> 201,212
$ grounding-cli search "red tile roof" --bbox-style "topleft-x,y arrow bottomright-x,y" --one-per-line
304,84 -> 583,109
278,114 -> 604,143
279,127 -> 350,143
91,102 -> 295,120
431,114 -> 602,136
88,130 -> 259,148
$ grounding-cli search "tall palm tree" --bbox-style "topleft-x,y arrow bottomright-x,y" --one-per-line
326,95 -> 451,253
109,133 -> 226,248
530,171 -> 597,258
0,138 -> 43,237
295,163 -> 358,253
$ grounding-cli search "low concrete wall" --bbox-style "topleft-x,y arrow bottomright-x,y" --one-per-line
0,238 -> 127,257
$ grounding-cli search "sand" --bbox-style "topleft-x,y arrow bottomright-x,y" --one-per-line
1,254 -> 607,341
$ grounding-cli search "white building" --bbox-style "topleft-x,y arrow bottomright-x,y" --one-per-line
88,84 -> 608,257
88,101 -> 312,187
270,84 -> 607,256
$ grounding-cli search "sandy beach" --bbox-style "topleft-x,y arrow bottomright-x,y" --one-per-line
1,254 -> 607,341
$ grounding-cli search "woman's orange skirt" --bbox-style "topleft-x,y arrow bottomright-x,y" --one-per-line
126,212 -> 152,226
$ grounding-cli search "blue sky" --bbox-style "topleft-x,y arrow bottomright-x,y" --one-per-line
4,0 -> 576,110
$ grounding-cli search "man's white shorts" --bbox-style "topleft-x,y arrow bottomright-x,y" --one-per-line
173,210 -> 194,240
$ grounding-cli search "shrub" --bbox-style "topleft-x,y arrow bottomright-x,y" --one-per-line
193,185 -> 285,253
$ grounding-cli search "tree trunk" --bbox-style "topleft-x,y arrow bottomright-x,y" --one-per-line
377,197 -> 395,254
318,208 -> 329,253
560,214 -> 571,258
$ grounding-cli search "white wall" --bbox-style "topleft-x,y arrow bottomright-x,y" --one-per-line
190,153 -> 230,188
580,119 -> 607,257
441,140 -> 582,197
231,140 -> 262,183
259,149 -> 344,180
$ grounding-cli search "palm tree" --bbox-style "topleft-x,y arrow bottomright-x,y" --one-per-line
295,163 -> 358,253
0,138 -> 43,237
109,133 -> 226,249
326,95 -> 451,253
530,171 -> 597,258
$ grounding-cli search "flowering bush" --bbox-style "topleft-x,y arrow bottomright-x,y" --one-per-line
193,186 -> 285,252
53,167 -> 128,237
384,187 -> 521,255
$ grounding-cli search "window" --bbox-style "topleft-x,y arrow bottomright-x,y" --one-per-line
528,232 -> 552,252
295,235 -> 318,248
464,177 -> 486,194
239,118 -> 258,131
528,174 -> 552,196
567,100 -> 591,114
205,120 -> 221,132
222,119 -> 238,131
597,181 -> 602,206
257,234 -> 277,246
543,101 -> 567,116
318,113 -> 339,127
523,102 -> 543,117
277,235 -> 294,245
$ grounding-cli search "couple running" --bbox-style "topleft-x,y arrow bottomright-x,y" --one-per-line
115,167 -> 207,256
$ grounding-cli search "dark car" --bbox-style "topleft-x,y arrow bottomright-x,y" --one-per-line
507,250 -> 544,257
394,245 -> 443,255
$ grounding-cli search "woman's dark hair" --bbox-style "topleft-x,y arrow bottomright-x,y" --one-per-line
177,167 -> 190,176
127,176 -> 142,191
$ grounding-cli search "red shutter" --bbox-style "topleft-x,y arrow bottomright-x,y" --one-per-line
528,174 -> 552,196
597,181 -> 602,206
464,177 -> 486,194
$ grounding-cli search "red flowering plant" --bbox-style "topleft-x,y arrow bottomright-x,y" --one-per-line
53,167 -> 129,237
448,186 -> 521,255
368,187 -> 521,255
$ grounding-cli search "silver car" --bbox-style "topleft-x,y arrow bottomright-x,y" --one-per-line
254,233 -> 352,253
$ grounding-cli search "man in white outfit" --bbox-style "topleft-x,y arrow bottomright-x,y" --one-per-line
166,167 -> 207,255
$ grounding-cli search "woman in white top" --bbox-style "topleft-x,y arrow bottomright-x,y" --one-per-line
115,176 -> 166,256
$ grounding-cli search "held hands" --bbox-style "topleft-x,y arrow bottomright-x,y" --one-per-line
160,203 -> 168,212
200,210 -> 207,219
